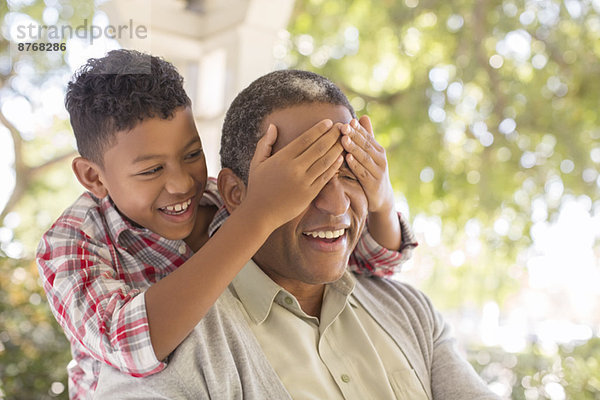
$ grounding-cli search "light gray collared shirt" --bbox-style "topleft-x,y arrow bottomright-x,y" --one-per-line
232,260 -> 429,399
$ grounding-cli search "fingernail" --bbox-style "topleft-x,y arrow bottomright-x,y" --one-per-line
323,119 -> 333,128
350,119 -> 358,129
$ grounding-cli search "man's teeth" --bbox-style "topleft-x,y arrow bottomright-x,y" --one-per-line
162,199 -> 192,213
303,229 -> 345,239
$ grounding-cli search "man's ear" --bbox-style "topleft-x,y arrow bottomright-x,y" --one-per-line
217,168 -> 247,214
72,157 -> 109,198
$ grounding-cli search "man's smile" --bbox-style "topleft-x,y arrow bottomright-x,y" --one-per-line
301,227 -> 349,252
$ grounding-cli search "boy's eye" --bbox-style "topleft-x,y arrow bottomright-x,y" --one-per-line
185,149 -> 203,160
139,166 -> 163,176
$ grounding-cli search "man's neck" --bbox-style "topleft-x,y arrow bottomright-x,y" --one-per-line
289,284 -> 326,318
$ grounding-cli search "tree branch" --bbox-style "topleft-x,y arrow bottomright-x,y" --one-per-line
30,150 -> 77,176
0,108 -> 76,222
0,107 -> 24,172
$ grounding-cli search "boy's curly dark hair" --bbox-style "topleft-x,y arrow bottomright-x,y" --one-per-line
220,69 -> 355,183
65,49 -> 191,166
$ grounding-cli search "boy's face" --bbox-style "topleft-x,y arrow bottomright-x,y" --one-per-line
98,107 -> 207,240
252,103 -> 368,288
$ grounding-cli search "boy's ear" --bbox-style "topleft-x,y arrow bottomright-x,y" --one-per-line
72,157 -> 109,198
217,168 -> 247,214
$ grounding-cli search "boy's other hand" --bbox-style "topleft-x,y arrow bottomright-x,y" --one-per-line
340,115 -> 395,215
244,119 -> 344,228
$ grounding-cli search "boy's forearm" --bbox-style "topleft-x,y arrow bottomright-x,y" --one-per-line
144,203 -> 273,361
367,206 -> 402,251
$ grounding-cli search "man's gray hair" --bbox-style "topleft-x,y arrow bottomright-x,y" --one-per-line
220,69 -> 355,183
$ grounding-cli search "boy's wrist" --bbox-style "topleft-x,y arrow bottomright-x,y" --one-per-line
369,194 -> 395,217
368,206 -> 397,227
367,204 -> 402,251
232,200 -> 277,239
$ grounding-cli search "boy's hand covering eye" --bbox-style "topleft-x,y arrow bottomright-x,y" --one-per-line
244,119 -> 344,228
340,115 -> 395,214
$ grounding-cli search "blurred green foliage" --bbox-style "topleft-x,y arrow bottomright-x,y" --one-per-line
284,0 -> 600,397
0,252 -> 71,399
1,1 -> 94,398
285,0 -> 600,308
1,0 -> 599,398
470,338 -> 600,399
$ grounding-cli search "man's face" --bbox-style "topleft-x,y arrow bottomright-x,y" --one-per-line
98,107 -> 208,240
252,103 -> 368,290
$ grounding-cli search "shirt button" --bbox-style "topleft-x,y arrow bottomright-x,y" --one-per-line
341,374 -> 351,383
178,244 -> 187,255
284,297 -> 293,305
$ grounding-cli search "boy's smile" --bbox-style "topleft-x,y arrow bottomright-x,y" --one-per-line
96,107 -> 207,241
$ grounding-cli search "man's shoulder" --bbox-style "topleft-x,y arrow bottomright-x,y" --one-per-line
354,274 -> 429,302
353,274 -> 437,321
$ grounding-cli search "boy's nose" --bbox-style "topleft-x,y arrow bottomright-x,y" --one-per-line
312,178 -> 350,217
165,167 -> 194,194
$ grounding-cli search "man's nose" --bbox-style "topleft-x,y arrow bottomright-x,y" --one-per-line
165,165 -> 194,194
313,178 -> 350,217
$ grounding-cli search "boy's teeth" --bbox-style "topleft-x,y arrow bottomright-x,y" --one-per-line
303,229 -> 345,239
163,199 -> 192,213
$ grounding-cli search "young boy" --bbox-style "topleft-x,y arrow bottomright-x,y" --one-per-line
36,49 -> 417,399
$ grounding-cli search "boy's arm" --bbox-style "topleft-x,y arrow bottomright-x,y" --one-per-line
342,116 -> 418,276
37,120 -> 345,374
36,219 -> 165,376
36,196 -> 279,377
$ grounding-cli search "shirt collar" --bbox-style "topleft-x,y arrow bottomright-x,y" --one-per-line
331,270 -> 356,296
93,193 -> 167,250
231,260 -> 357,325
232,260 -> 283,325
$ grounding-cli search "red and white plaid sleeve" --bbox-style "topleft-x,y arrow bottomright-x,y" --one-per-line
36,211 -> 165,379
348,212 -> 418,277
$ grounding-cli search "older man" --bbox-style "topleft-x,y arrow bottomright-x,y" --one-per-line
94,70 -> 498,399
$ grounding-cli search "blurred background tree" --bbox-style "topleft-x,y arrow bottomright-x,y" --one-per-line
280,0 -> 600,398
1,0 -> 599,398
1,1 -> 94,398
283,0 -> 599,307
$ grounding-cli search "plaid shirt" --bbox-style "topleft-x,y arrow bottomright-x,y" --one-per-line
36,178 -> 417,399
